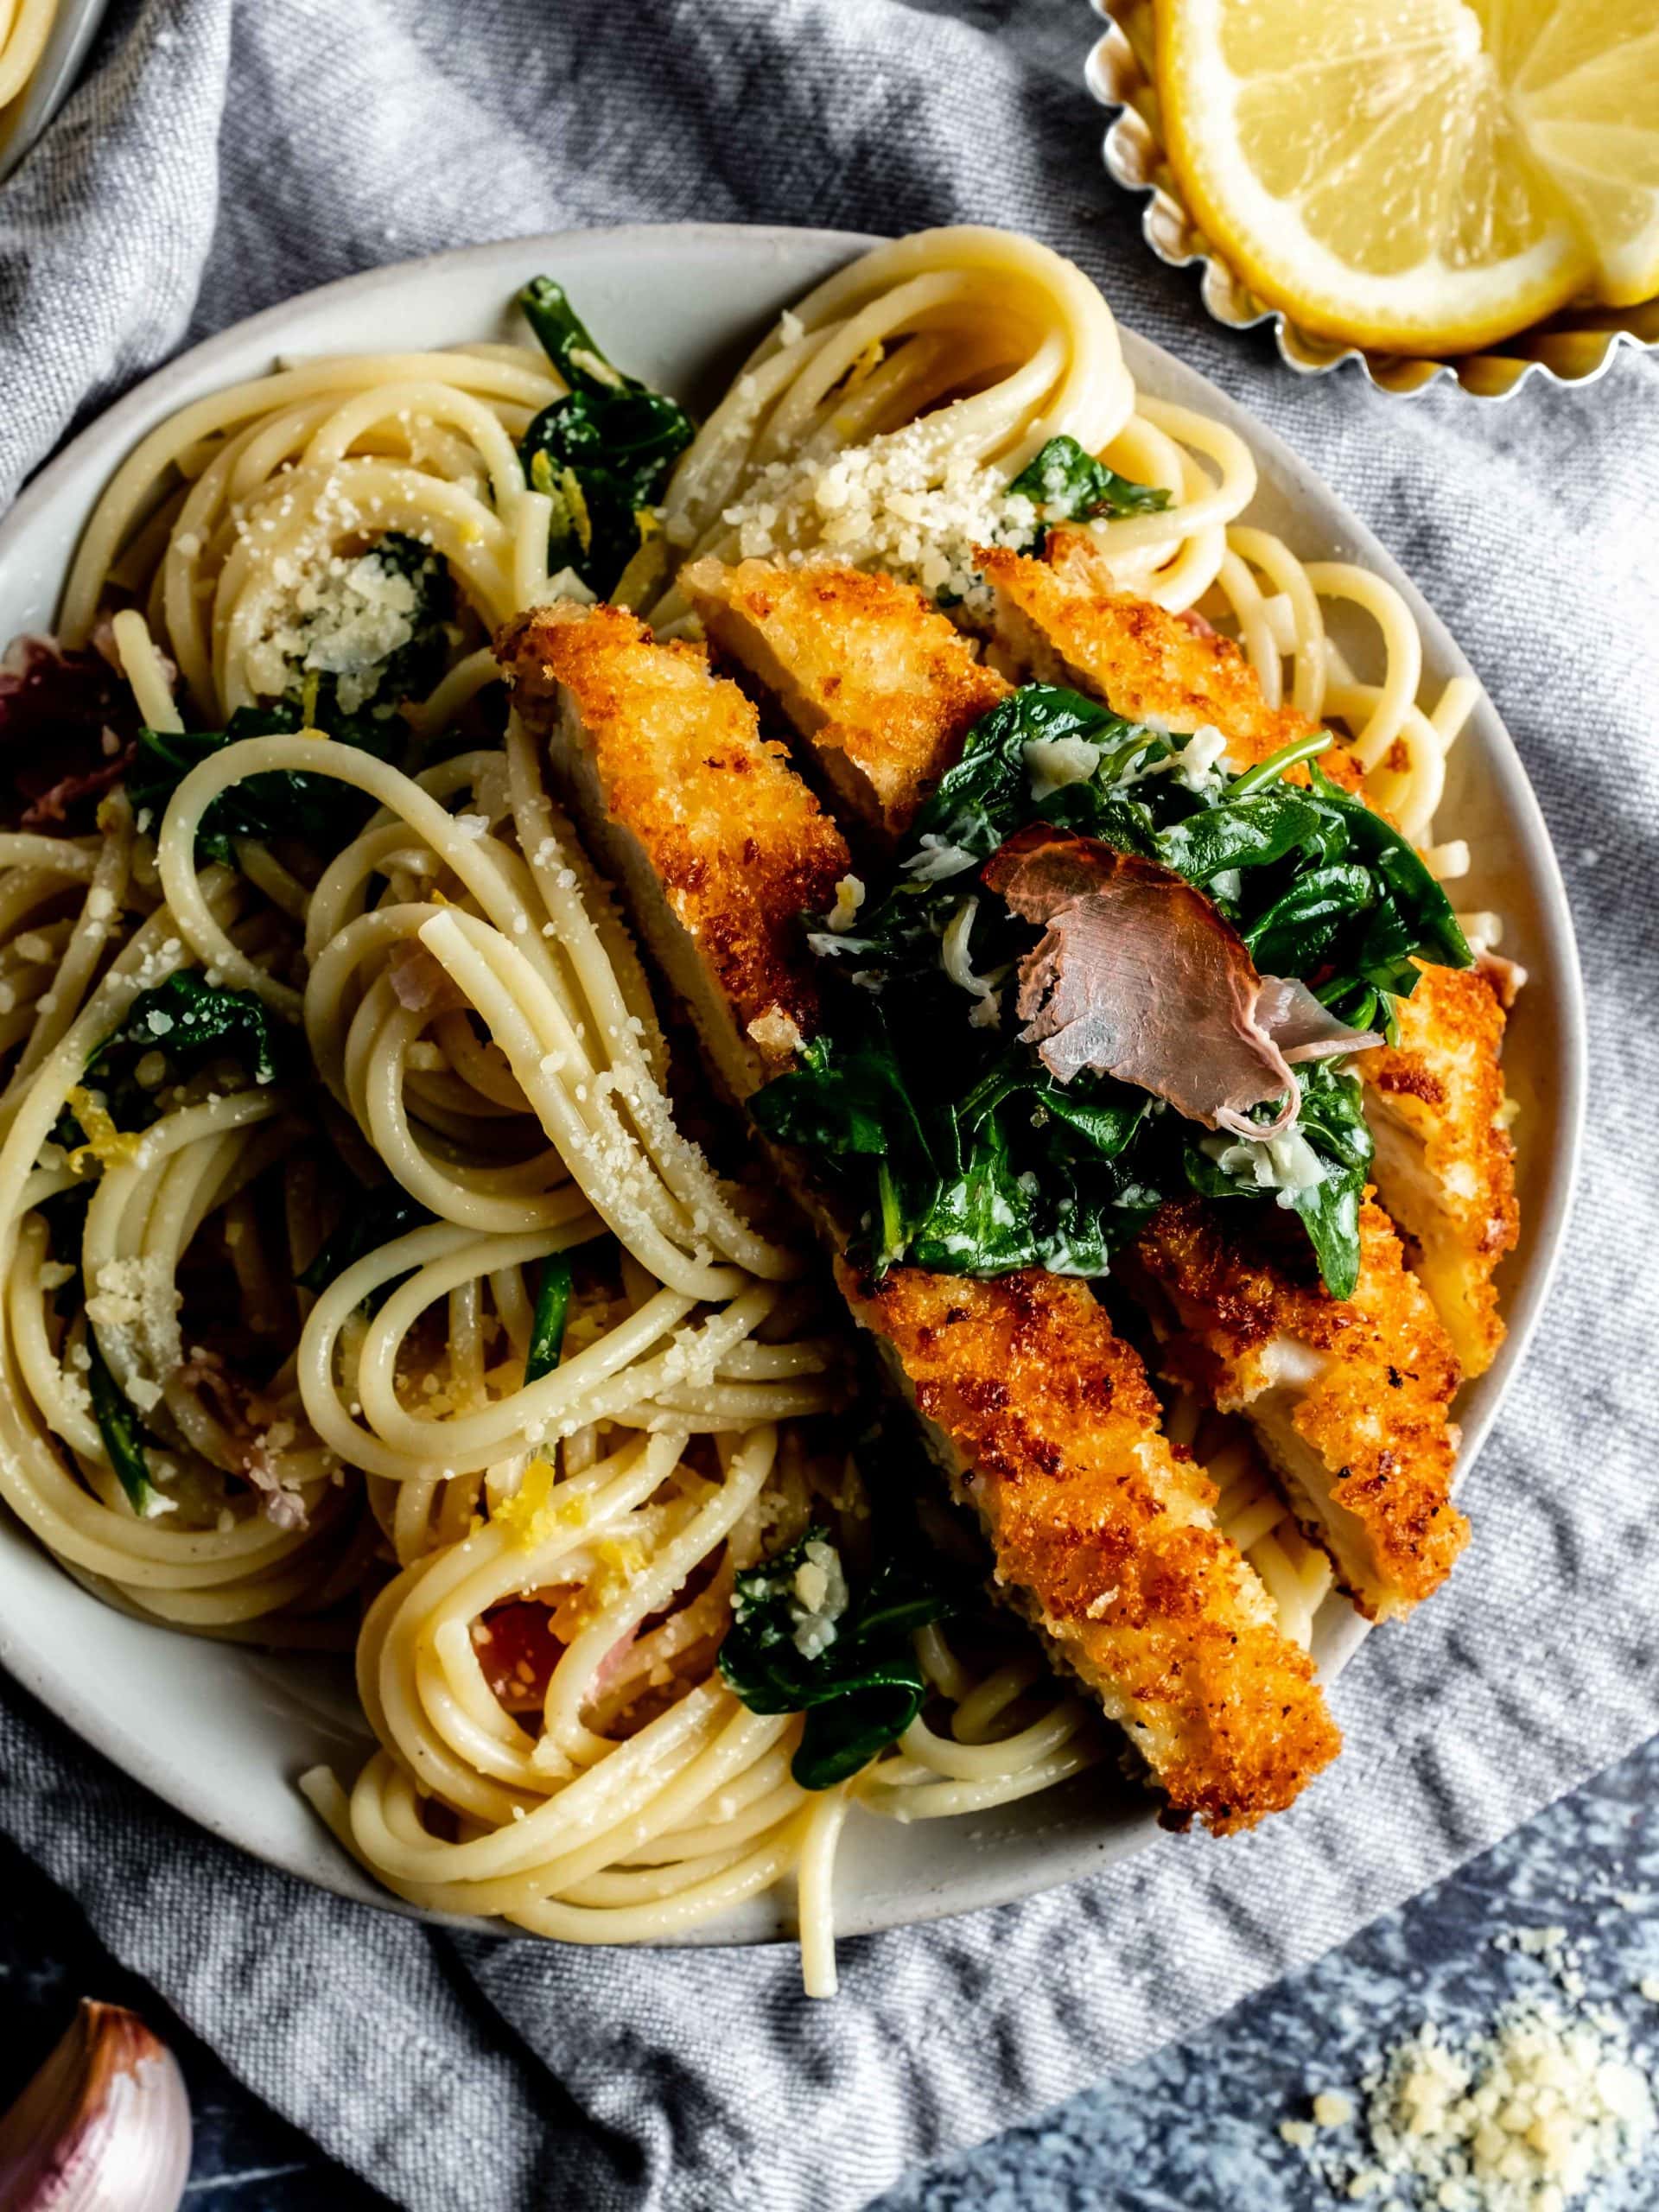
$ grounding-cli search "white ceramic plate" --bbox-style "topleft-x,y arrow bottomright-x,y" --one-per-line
0,0 -> 109,187
0,225 -> 1586,1944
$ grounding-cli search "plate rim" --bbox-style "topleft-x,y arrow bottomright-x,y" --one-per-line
0,219 -> 1588,1946
0,0 -> 111,187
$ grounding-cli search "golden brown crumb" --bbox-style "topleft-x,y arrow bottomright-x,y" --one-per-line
975,531 -> 1365,791
1131,1198 -> 1468,1620
498,601 -> 847,1093
683,557 -> 1009,840
1363,961 -> 1518,1378
838,1259 -> 1342,1831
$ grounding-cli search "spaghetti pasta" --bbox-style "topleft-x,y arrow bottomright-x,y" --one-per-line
0,225 -> 1484,1993
645,226 -> 1471,843
0,0 -> 56,118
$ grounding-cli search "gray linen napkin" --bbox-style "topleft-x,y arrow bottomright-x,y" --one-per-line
2,2 -> 1657,2206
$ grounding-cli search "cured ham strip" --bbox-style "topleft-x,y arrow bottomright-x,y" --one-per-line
982,826 -> 1378,1135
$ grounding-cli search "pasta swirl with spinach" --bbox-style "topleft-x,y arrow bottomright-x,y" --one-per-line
0,227 -> 1497,1992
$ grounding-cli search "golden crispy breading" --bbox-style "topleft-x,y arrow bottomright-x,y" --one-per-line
975,531 -> 1365,791
498,601 -> 848,1099
683,557 -> 1009,841
838,1260 -> 1341,1832
505,601 -> 1339,1830
1132,1198 -> 1468,1621
1362,960 -> 1518,1379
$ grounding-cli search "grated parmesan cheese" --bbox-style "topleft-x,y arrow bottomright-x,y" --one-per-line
903,832 -> 979,883
1357,2000 -> 1652,2209
85,1255 -> 182,1381
789,1536 -> 849,1660
1287,1987 -> 1656,2212
939,896 -> 1002,1029
1024,734 -> 1102,798
244,524 -> 423,713
1205,1122 -> 1327,1203
719,418 -> 1038,610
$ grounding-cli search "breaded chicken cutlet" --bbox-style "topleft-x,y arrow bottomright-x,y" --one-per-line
1361,961 -> 1519,1380
1126,1198 -> 1468,1621
499,598 -> 1342,1832
683,556 -> 1008,842
841,1261 -> 1339,1827
496,601 -> 849,1103
975,530 -> 1367,791
680,550 -> 1475,1620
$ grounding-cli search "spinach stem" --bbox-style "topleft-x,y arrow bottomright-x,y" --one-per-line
1227,728 -> 1332,797
524,1254 -> 574,1386
86,1329 -> 157,1516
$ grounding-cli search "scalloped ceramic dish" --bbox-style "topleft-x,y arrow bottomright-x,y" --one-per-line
1086,0 -> 1659,401
0,225 -> 1586,1945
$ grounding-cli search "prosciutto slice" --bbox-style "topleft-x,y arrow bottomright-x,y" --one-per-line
0,635 -> 140,832
982,825 -> 1380,1139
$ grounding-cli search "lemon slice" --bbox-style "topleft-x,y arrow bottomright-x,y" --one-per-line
1499,0 -> 1659,307
1155,0 -> 1601,353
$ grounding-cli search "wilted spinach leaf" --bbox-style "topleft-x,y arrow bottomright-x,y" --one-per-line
128,701 -> 404,866
523,1253 -> 573,1386
54,972 -> 297,1153
751,1026 -> 939,1265
296,1185 -> 435,1306
1154,788 -> 1324,885
718,1501 -> 965,1789
1242,861 -> 1376,977
518,277 -> 695,597
1185,1061 -> 1374,1300
92,972 -> 289,1089
1007,435 -> 1172,549
86,1328 -> 158,1516
919,684 -> 1145,862
1305,765 -> 1471,984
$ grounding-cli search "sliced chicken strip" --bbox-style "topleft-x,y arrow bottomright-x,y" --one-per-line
497,601 -> 849,1104
1362,960 -> 1519,1379
683,556 -> 1008,842
976,529 -> 1367,790
839,1258 -> 1340,1831
1128,1197 -> 1468,1622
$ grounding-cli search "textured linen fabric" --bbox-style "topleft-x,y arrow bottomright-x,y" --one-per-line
2,2 -> 1656,2207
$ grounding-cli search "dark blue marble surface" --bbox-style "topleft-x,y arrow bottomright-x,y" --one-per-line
6,1742 -> 1659,2209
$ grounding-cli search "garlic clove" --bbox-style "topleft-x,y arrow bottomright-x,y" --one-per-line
0,1999 -> 192,2211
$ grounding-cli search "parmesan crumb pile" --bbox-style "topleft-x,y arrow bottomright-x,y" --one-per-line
243,499 -> 425,711
712,418 -> 1039,611
1281,1929 -> 1657,2211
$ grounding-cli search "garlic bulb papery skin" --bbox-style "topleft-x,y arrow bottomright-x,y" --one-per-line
0,1999 -> 192,2210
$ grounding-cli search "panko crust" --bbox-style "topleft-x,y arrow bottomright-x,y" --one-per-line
1362,960 -> 1518,1380
1133,1198 -> 1468,1618
498,601 -> 848,1082
683,556 -> 1009,840
975,531 -> 1365,791
837,1259 -> 1341,1832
